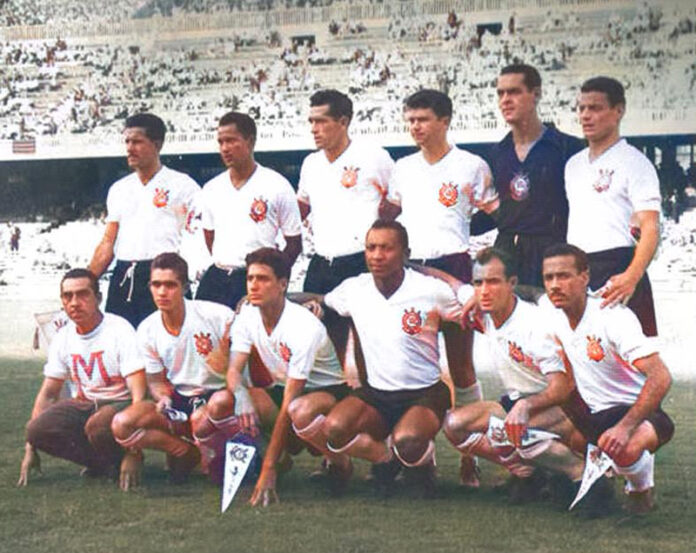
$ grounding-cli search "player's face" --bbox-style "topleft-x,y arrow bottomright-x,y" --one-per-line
496,73 -> 538,125
124,127 -> 160,172
149,268 -> 185,312
308,105 -> 348,151
472,258 -> 516,315
217,124 -> 254,168
542,255 -> 589,310
61,277 -> 100,329
577,91 -> 623,144
404,107 -> 449,149
246,263 -> 287,307
365,228 -> 406,279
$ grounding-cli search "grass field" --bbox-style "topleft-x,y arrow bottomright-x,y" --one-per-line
2,357 -> 695,553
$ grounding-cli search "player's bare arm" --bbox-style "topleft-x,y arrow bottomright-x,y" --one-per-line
203,228 -> 215,255
377,198 -> 401,221
282,234 -> 302,268
297,198 -> 311,220
88,221 -> 119,277
205,319 -> 233,374
146,371 -> 174,410
125,370 -> 147,403
250,378 -> 306,507
226,350 -> 257,432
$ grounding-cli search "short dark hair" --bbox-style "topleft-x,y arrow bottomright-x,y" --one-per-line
580,76 -> 625,107
404,89 -> 452,119
125,113 -> 166,145
474,247 -> 517,279
367,219 -> 409,252
61,268 -> 100,298
151,252 -> 189,286
218,111 -> 257,144
309,89 -> 353,123
245,247 -> 290,281
500,64 -> 542,91
542,243 -> 589,274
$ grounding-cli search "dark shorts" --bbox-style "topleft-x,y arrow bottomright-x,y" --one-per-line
587,247 -> 657,337
303,252 -> 367,294
195,264 -> 247,310
562,388 -> 674,447
495,231 -> 560,289
410,251 -> 472,283
352,380 -> 452,430
265,383 -> 351,409
171,389 -> 218,417
499,393 -> 522,413
105,259 -> 157,328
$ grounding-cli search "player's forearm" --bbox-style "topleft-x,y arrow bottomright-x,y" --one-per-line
626,214 -> 659,281
526,373 -> 572,415
126,370 -> 147,403
287,292 -> 324,305
378,199 -> 401,221
620,358 -> 671,432
147,379 -> 172,402
28,378 -> 62,421
282,235 -> 302,268
88,241 -> 114,277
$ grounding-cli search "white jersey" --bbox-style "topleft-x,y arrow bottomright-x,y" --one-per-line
106,165 -> 200,261
297,140 -> 394,258
137,299 -> 234,396
44,313 -> 142,402
541,295 -> 657,412
325,269 -> 461,391
199,164 -> 302,268
231,300 -> 344,389
565,139 -> 661,253
387,145 -> 494,259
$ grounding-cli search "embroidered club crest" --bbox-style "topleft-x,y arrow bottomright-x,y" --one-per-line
402,308 -> 423,335
249,197 -> 268,223
508,341 -> 525,363
593,169 -> 613,193
341,166 -> 359,188
509,173 -> 530,201
586,335 -> 605,362
194,332 -> 214,356
278,342 -> 292,363
153,188 -> 169,208
438,182 -> 459,207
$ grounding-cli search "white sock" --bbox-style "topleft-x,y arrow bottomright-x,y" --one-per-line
614,451 -> 654,493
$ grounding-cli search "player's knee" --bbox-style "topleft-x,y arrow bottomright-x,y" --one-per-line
84,412 -> 113,444
206,389 -> 235,419
393,433 -> 428,465
442,410 -> 466,445
323,411 -> 351,446
111,410 -> 135,440
25,417 -> 47,447
287,396 -> 314,428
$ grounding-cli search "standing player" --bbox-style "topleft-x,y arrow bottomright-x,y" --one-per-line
195,112 -> 302,310
319,220 -> 465,497
485,64 -> 583,288
542,244 -> 673,514
227,248 -> 350,506
18,269 -> 146,489
111,253 -> 251,486
565,76 -> 660,336
88,113 -> 200,328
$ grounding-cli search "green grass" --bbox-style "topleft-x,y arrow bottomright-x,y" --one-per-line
2,358 -> 695,553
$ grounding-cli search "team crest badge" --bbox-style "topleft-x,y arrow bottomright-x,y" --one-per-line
593,169 -> 613,193
194,332 -> 214,356
278,342 -> 292,363
586,335 -> 605,362
153,188 -> 169,208
341,166 -> 359,188
508,341 -> 525,363
402,308 -> 423,335
249,197 -> 268,222
509,173 -> 530,201
438,182 -> 459,207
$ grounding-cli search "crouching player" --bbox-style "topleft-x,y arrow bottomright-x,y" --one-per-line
227,248 -> 350,507
18,269 -> 146,487
443,248 -> 584,505
111,253 -> 254,488
542,244 -> 673,514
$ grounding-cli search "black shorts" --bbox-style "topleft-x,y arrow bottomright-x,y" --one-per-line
266,383 -> 351,409
562,388 -> 674,447
195,264 -> 247,310
105,259 -> 157,328
171,389 -> 218,417
499,393 -> 522,413
495,231 -> 560,289
587,247 -> 657,337
303,252 -> 367,294
410,251 -> 472,283
352,380 -> 452,430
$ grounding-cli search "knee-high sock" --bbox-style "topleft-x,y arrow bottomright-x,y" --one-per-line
614,450 -> 654,493
115,427 -> 190,457
328,433 -> 393,464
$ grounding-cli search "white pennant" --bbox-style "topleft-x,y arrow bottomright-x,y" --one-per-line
569,444 -> 614,510
487,415 -> 560,448
221,440 -> 256,513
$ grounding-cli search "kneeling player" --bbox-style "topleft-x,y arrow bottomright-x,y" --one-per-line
542,244 -> 673,514
227,248 -> 350,507
443,248 -> 584,504
111,253 -> 253,487
18,269 -> 146,488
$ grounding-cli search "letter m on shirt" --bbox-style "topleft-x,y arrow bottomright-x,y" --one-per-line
71,351 -> 111,385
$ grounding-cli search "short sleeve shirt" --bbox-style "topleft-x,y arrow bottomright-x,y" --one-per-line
106,166 -> 200,260
44,313 -> 142,402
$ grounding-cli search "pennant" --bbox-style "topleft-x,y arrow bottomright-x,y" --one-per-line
221,440 -> 257,513
569,444 -> 614,510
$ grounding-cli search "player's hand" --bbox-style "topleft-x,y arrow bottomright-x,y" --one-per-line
205,319 -> 233,374
473,193 -> 500,214
303,299 -> 324,319
461,300 -> 484,333
597,422 -> 633,459
249,466 -> 279,507
17,442 -> 42,487
598,271 -> 639,308
504,399 -> 530,448
119,450 -> 143,492
239,412 -> 260,437
156,396 -> 173,413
